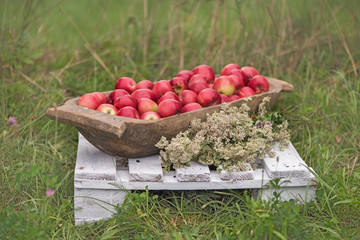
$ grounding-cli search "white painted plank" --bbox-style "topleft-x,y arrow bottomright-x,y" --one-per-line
219,163 -> 254,181
128,155 -> 163,182
74,187 -> 127,225
75,133 -> 118,181
260,185 -> 317,203
175,161 -> 211,182
75,134 -> 319,225
263,142 -> 312,178
75,167 -> 317,191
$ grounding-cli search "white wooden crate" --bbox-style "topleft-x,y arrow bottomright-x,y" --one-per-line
74,133 -> 317,225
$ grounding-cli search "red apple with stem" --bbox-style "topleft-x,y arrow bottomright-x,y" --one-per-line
178,90 -> 197,106
170,77 -> 189,94
115,77 -> 137,93
220,63 -> 241,76
117,106 -> 140,119
131,89 -> 157,102
197,88 -> 221,107
113,95 -> 137,110
78,93 -> 101,110
140,111 -> 161,120
238,87 -> 255,98
157,91 -> 180,105
213,76 -> 235,96
137,98 -> 158,115
96,104 -> 118,115
181,102 -> 202,113
136,80 -> 154,90
158,99 -> 182,118
247,75 -> 269,94
176,70 -> 194,82
109,89 -> 130,103
152,80 -> 173,99
192,64 -> 215,83
241,66 -> 260,83
188,74 -> 208,87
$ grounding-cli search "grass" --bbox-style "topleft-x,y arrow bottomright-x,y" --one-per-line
1,0 -> 359,239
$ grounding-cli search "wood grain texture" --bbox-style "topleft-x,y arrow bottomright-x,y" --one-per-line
75,133 -> 118,181
74,136 -> 317,224
46,77 -> 294,158
219,163 -> 254,181
263,142 -> 312,178
128,155 -> 163,182
175,162 -> 211,182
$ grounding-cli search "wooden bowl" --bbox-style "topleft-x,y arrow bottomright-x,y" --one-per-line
46,77 -> 293,158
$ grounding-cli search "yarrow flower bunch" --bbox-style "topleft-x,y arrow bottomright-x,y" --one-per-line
156,97 -> 290,172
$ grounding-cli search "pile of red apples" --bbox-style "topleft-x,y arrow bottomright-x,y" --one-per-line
78,63 -> 269,120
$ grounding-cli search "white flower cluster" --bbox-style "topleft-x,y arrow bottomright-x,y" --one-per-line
156,98 -> 290,172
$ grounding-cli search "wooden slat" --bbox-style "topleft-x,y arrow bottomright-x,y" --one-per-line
75,133 -> 118,181
175,162 -> 211,182
128,155 -> 163,182
263,142 -> 312,178
74,188 -> 127,225
219,163 -> 254,181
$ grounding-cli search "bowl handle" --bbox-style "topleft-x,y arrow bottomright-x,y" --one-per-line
267,77 -> 294,92
46,101 -> 126,139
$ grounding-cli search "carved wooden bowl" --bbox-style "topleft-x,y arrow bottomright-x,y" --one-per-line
46,77 -> 293,158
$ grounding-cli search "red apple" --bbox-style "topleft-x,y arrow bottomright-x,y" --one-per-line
113,95 -> 137,110
137,98 -> 158,115
152,80 -> 173,99
229,69 -> 248,85
228,74 -> 245,90
190,81 -> 209,95
219,94 -> 231,103
179,90 -> 197,106
197,88 -> 221,107
247,75 -> 269,94
136,80 -> 154,90
229,95 -> 241,101
158,99 -> 182,118
157,91 -> 180,105
176,70 -> 194,82
192,65 -> 215,83
238,87 -> 255,98
115,77 -> 137,93
117,106 -> 140,119
170,77 -> 189,94
78,93 -> 101,110
241,66 -> 260,82
108,89 -> 130,103
220,63 -> 241,76
131,89 -> 157,102
140,111 -> 161,120
96,103 -> 118,115
213,76 -> 235,96
188,74 -> 208,87
181,102 -> 203,113
92,92 -> 107,104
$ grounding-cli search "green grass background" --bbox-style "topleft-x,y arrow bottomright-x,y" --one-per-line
1,0 -> 359,239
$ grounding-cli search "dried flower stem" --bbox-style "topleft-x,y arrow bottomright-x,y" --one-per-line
156,98 -> 290,172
